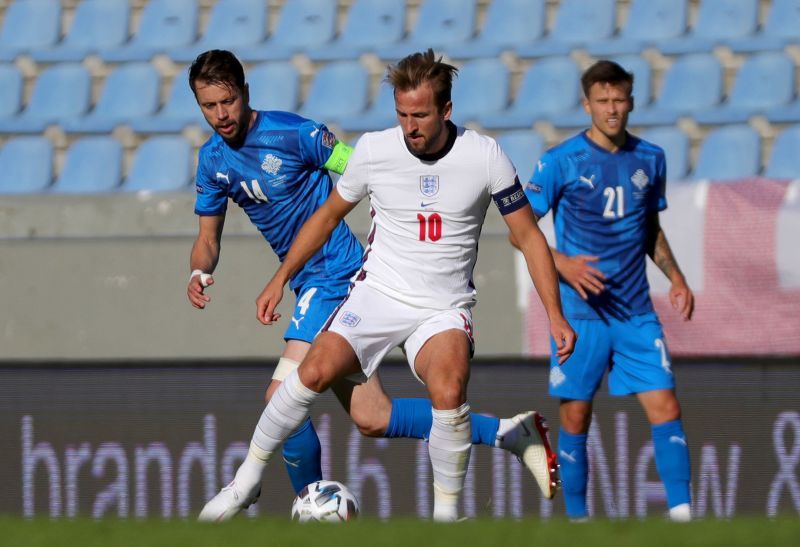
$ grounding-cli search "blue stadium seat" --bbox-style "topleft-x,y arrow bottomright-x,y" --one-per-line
587,0 -> 688,56
631,54 -> 723,126
658,0 -> 758,55
695,52 -> 795,124
169,0 -> 268,63
121,136 -> 193,192
63,62 -> 161,133
375,0 -> 477,61
299,61 -> 369,124
552,54 -> 653,130
495,131 -> 545,184
130,69 -> 206,133
247,62 -> 301,112
446,0 -> 545,60
767,101 -> 800,124
0,136 -> 54,193
338,83 -> 397,133
691,125 -> 760,181
0,64 -> 23,120
31,0 -> 129,63
638,126 -> 690,181
306,0 -> 405,62
516,0 -> 616,58
100,0 -> 199,62
478,57 -> 581,130
236,0 -> 336,62
0,0 -> 61,61
764,125 -> 800,179
450,58 -> 509,126
0,63 -> 91,134
729,0 -> 800,52
52,137 -> 123,193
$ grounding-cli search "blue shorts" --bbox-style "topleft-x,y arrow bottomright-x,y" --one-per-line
283,280 -> 351,344
548,312 -> 675,400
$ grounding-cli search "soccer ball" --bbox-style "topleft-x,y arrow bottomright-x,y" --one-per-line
291,480 -> 359,522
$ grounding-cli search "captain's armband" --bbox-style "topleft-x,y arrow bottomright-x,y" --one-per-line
492,179 -> 530,215
323,141 -> 353,175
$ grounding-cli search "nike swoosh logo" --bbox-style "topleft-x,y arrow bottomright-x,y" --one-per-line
420,201 -> 438,207
559,450 -> 577,464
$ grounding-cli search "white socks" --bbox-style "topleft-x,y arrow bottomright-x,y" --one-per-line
428,403 -> 472,522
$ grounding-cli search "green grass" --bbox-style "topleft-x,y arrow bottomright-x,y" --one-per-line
1,516 -> 798,547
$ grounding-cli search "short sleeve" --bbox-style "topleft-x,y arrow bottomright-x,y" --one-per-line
194,148 -> 229,216
297,119 -> 337,170
335,134 -> 370,203
525,150 -> 559,218
653,149 -> 668,212
487,138 -> 519,195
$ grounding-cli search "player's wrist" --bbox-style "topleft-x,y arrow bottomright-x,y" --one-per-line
190,269 -> 212,287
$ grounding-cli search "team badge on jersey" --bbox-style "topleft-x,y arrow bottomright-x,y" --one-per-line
321,130 -> 336,149
339,311 -> 361,327
261,154 -> 282,175
420,175 -> 439,197
631,169 -> 649,190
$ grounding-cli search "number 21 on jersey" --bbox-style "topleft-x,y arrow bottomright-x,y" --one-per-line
417,213 -> 442,242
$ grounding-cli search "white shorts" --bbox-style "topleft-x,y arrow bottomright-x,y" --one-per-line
325,282 -> 475,382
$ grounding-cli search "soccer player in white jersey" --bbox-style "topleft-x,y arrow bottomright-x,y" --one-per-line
200,49 -> 576,522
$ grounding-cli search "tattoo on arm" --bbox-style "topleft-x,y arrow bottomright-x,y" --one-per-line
647,214 -> 681,280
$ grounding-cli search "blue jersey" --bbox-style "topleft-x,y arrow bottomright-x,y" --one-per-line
194,110 -> 364,291
525,132 -> 667,320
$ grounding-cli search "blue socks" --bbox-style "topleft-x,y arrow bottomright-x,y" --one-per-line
384,398 -> 500,446
652,419 -> 692,508
281,417 -> 322,495
558,429 -> 589,518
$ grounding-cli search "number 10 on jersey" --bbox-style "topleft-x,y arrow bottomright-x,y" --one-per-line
417,213 -> 442,241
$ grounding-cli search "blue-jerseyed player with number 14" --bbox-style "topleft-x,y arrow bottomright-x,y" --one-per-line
519,60 -> 695,522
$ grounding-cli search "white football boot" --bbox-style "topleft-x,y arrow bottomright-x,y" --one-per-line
198,481 -> 260,523
501,411 -> 561,499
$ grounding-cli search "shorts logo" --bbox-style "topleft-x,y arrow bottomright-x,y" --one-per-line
420,175 -> 439,197
339,311 -> 361,327
549,366 -> 566,388
261,154 -> 282,175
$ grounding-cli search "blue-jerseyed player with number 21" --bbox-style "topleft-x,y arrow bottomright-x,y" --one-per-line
516,60 -> 695,521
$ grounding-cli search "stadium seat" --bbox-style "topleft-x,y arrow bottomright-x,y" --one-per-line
551,54 -> 653,130
51,137 -> 123,193
63,62 -> 161,133
446,0 -> 545,60
691,125 -> 760,181
477,57 -> 581,130
298,61 -> 369,125
729,0 -> 800,52
0,0 -> 61,61
0,63 -> 91,134
130,69 -> 206,133
495,131 -> 545,184
246,62 -> 301,112
100,0 -> 199,62
375,0 -> 477,61
450,58 -> 510,126
236,0 -> 336,62
31,0 -> 129,63
695,52 -> 795,124
306,0 -> 405,62
169,0 -> 268,63
638,126 -> 690,182
631,54 -> 723,126
121,136 -> 193,192
658,0 -> 758,55
587,0 -> 688,56
764,125 -> 800,179
0,136 -> 54,193
767,101 -> 800,124
338,83 -> 397,133
515,0 -> 616,58
0,63 -> 23,120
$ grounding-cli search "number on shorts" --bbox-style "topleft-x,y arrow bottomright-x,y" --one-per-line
654,338 -> 671,373
297,287 -> 318,316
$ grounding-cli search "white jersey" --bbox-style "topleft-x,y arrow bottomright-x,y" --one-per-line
336,124 -> 519,309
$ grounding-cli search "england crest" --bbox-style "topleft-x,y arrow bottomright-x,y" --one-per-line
420,175 -> 439,197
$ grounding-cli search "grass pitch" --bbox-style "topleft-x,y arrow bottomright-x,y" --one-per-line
0,516 -> 797,547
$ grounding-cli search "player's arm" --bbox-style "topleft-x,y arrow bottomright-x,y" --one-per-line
188,214 -> 225,309
504,202 -> 576,363
255,190 -> 359,325
322,141 -> 353,175
646,212 -> 694,320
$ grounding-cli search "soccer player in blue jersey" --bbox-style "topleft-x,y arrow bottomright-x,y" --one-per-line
518,60 -> 694,522
185,50 -> 559,519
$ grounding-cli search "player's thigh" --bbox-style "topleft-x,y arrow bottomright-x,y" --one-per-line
331,372 -> 392,437
298,331 -> 362,392
636,388 -> 682,425
608,312 -> 676,397
548,318 -> 612,401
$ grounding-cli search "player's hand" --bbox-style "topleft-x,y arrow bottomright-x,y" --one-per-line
187,272 -> 214,309
557,254 -> 605,300
669,278 -> 694,321
256,278 -> 284,325
550,316 -> 577,365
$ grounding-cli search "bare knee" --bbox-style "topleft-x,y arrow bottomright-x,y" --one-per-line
560,400 -> 592,434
